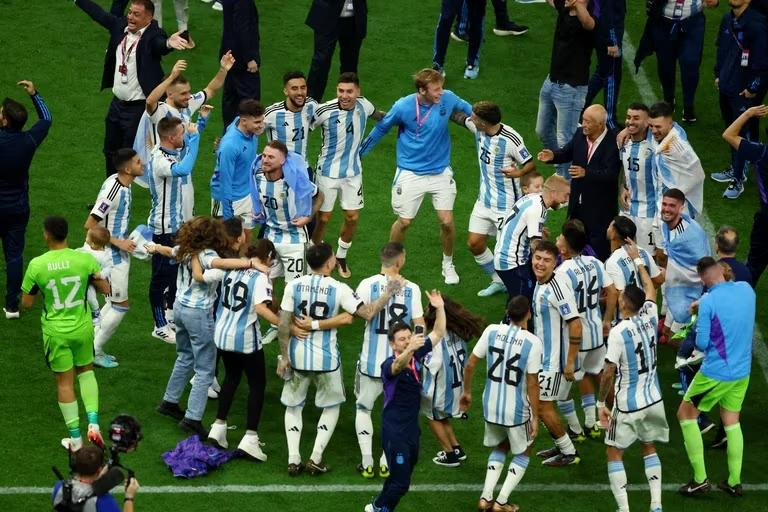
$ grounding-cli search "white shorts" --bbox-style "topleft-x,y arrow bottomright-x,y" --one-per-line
280,367 -> 346,409
419,393 -> 461,421
468,202 -> 507,237
483,420 -> 534,454
575,345 -> 607,379
211,196 -> 256,229
539,371 -> 572,401
629,215 -> 656,253
354,364 -> 383,411
605,401 -> 669,449
318,174 -> 364,212
108,259 -> 130,302
269,243 -> 306,282
181,179 -> 194,222
391,167 -> 456,219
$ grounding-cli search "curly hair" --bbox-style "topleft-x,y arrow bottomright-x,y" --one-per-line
174,216 -> 229,263
424,295 -> 485,341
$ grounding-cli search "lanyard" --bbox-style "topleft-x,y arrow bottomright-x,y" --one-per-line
414,95 -> 435,139
120,32 -> 141,73
730,16 -> 746,51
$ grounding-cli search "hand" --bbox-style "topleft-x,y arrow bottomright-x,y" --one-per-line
740,89 -> 757,99
249,258 -> 270,274
598,406 -> 612,429
144,242 -> 157,254
125,476 -> 140,499
220,50 -> 236,71
168,31 -> 192,50
689,300 -> 699,315
115,239 -> 136,253
607,45 -> 620,57
291,216 -> 311,227
294,315 -> 313,330
459,392 -> 472,412
408,333 -> 426,352
746,105 -> 768,118
247,60 -> 259,73
276,356 -> 291,377
290,323 -> 309,340
171,59 -> 187,77
187,122 -> 198,136
541,226 -> 550,240
619,188 -> 630,210
568,165 -> 586,179
501,165 -> 520,178
615,128 -> 631,147
425,289 -> 444,309
537,149 -> 555,163
529,416 -> 539,439
384,275 -> 404,296
17,80 -> 36,95
564,0 -> 577,7
199,104 -> 214,119
623,237 -> 640,260
564,363 -> 575,382
714,77 -> 719,90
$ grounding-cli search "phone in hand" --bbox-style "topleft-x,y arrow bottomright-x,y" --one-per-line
414,325 -> 424,335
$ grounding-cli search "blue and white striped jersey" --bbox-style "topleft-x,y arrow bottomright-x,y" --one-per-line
356,274 -> 424,377
556,255 -> 614,351
147,146 -> 185,235
422,331 -> 468,418
466,119 -> 533,211
176,249 -> 220,309
253,173 -> 314,244
663,0 -> 703,19
147,93 -> 206,144
473,324 -> 542,427
281,273 -> 363,372
89,175 -> 132,266
213,268 -> 272,354
264,99 -> 318,158
532,273 -> 581,372
312,97 -> 375,179
494,193 -> 548,270
605,246 -> 662,291
621,132 -> 658,219
606,301 -> 662,412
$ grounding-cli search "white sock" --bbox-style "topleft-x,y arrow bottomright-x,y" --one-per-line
581,394 -> 596,429
608,461 -> 629,512
442,253 -> 453,265
310,405 -> 340,463
496,455 -> 529,504
86,286 -> 100,317
644,453 -> 662,510
355,408 -> 374,467
481,449 -> 506,501
558,399 -> 583,434
473,248 -> 502,282
554,434 -> 576,456
336,238 -> 351,259
379,451 -> 388,468
93,303 -> 128,355
285,406 -> 303,465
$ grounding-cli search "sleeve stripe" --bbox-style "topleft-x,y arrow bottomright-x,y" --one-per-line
105,179 -> 123,201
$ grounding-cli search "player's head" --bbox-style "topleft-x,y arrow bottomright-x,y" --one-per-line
222,217 -> 245,254
306,242 -> 336,274
387,321 -> 413,352
237,99 -> 265,136
245,238 -> 278,267
72,445 -> 106,478
283,71 -> 308,108
660,188 -> 685,224
380,242 -> 406,270
542,175 -> 570,209
86,225 -> 111,250
0,97 -> 27,131
557,219 -> 588,256
157,116 -> 185,150
471,101 -> 502,130
425,295 -> 485,339
607,215 -> 636,243
715,225 -> 739,257
625,102 -> 649,137
581,104 -> 607,139
261,140 -> 288,176
413,68 -> 444,104
337,72 -> 360,110
697,256 -> 725,288
531,240 -> 559,282
506,295 -> 531,326
166,74 -> 192,109
619,284 -> 645,316
113,148 -> 143,177
126,0 -> 154,32
43,216 -> 68,244
521,171 -> 544,195
648,101 -> 674,142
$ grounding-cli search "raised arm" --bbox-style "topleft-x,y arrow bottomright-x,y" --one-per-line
625,238 -> 655,302
17,81 -> 52,144
425,290 -> 446,342
74,0 -> 120,30
169,127 -> 201,177
146,60 -> 187,115
203,52 -> 236,100
723,105 -> 768,150
570,0 -> 595,30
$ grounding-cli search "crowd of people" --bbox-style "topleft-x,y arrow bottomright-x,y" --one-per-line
1,0 -> 767,511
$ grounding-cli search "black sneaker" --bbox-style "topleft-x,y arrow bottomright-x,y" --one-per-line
542,451 -> 580,467
682,107 -> 697,123
536,446 -> 560,459
678,479 -> 711,496
156,400 -> 185,421
178,417 -> 208,438
493,21 -> 529,36
718,480 -> 743,497
307,458 -> 329,475
288,462 -> 304,476
453,445 -> 467,461
432,450 -> 461,467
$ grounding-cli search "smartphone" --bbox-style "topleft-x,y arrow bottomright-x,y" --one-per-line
414,325 -> 424,335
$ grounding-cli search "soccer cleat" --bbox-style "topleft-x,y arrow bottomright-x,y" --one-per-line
682,107 -> 697,123
678,479 -> 711,496
723,180 -> 744,200
493,21 -> 529,36
464,64 -> 479,80
698,416 -> 715,435
478,498 -> 494,511
536,446 -> 560,459
567,426 -> 586,443
587,424 -> 603,439
152,325 -> 176,344
432,450 -> 461,467
237,433 -> 268,461
709,435 -> 727,449
87,424 -> 105,449
306,458 -> 329,475
288,462 -> 304,476
478,281 -> 505,297
207,422 -> 229,449
454,446 -> 467,461
61,437 -> 83,452
711,167 -> 735,183
261,326 -> 278,345
717,480 -> 743,497
378,464 -> 389,478
93,354 -> 119,369
442,262 -> 460,284
450,31 -> 469,43
336,257 -> 352,279
156,400 -> 186,421
211,1 -> 223,10
491,502 -> 520,512
357,463 -> 375,479
4,308 -> 20,319
201,0 -> 213,3
432,62 -> 446,78
179,417 -> 208,438
542,451 -> 580,467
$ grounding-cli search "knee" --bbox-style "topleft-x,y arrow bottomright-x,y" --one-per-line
343,211 -> 359,224
395,217 -> 412,230
467,237 -> 485,254
317,212 -> 333,224
438,215 -> 454,230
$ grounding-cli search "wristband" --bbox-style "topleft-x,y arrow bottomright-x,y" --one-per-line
633,257 -> 645,267
311,320 -> 320,330
596,401 -> 606,409
124,497 -> 134,502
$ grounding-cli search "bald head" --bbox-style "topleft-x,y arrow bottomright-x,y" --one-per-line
716,225 -> 739,256
582,104 -> 607,140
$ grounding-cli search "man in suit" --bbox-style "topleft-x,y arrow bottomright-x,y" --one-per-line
306,0 -> 367,101
73,0 -> 189,176
538,104 -> 621,260
220,0 -> 261,128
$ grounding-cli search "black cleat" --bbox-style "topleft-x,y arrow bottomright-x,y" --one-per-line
718,480 -> 743,497
679,479 -> 711,496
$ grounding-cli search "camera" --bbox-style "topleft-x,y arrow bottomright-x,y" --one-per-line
107,414 -> 143,476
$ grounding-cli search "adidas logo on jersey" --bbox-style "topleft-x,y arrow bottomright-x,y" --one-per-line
283,122 -> 290,126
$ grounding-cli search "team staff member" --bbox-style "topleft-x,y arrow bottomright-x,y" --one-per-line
220,0 -> 262,128
72,0 -> 190,176
360,69 -> 472,285
0,80 -> 51,320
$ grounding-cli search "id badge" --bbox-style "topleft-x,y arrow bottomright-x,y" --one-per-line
120,73 -> 129,84
741,50 -> 750,67
673,0 -> 684,18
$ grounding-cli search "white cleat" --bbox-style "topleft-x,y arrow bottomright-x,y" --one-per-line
3,308 -> 20,320
61,437 -> 83,452
237,433 -> 267,461
477,281 -> 505,297
211,1 -> 223,10
207,422 -> 229,449
152,325 -> 176,344
442,262 -> 460,285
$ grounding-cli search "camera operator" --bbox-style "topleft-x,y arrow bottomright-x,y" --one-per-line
52,445 -> 140,512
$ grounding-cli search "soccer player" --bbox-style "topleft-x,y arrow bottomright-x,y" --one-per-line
461,296 -> 541,512
277,242 -> 403,476
457,101 -> 536,297
145,113 -> 208,342
555,219 -> 616,440
264,71 -> 317,161
677,256 -> 755,497
21,216 -> 109,451
619,103 -> 659,253
530,240 -> 582,467
310,72 -> 385,278
598,238 -> 668,512
210,99 -> 265,241
364,292 -> 446,512
494,175 -> 571,301
360,68 -> 472,284
354,242 -> 424,478
85,148 -> 144,368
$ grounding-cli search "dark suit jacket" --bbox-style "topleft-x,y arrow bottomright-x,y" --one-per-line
305,0 -> 367,38
220,0 -> 261,70
75,0 -> 173,96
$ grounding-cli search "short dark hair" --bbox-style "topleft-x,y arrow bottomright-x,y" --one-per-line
283,71 -> 306,85
266,140 -> 288,156
245,238 -> 277,263
612,215 -> 637,241
387,321 -> 412,341
521,171 -> 543,190
562,219 -> 588,252
44,216 -> 68,242
337,72 -> 360,86
238,99 -> 264,118
306,242 -> 333,270
380,242 -> 404,266
222,217 -> 243,239
663,188 -> 686,203
649,101 -> 674,119
622,285 -> 645,314
716,225 -> 739,254
113,148 -> 137,170
533,240 -> 559,259
627,102 -> 649,114
506,296 -> 530,323
157,116 -> 183,139
72,445 -> 105,476
131,0 -> 155,15
169,74 -> 190,87
1,97 -> 28,131
472,101 -> 502,125
696,256 -> 718,275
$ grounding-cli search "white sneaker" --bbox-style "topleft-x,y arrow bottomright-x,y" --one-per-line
61,437 -> 83,452
3,308 -> 19,320
212,1 -> 223,10
201,0 -> 213,3
207,422 -> 229,449
237,433 -> 267,461
165,309 -> 176,331
189,375 -> 220,399
441,262 -> 460,285
152,325 -> 176,344
261,326 -> 278,345
211,376 -> 222,393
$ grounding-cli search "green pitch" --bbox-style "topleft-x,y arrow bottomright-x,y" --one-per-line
1,1 -> 766,511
